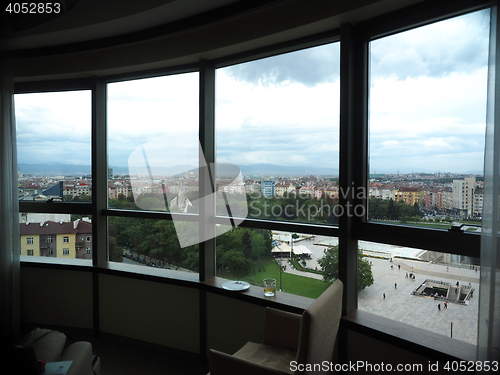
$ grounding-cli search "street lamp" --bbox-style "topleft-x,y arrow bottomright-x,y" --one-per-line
278,257 -> 286,292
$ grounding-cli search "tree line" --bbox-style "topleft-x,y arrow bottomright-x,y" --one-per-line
369,198 -> 423,222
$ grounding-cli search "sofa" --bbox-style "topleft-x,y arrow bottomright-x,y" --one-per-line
12,328 -> 100,375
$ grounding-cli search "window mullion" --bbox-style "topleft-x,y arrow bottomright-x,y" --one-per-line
91,77 -> 108,266
339,23 -> 369,315
199,60 -> 216,281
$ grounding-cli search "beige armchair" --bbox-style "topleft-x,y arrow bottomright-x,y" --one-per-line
209,279 -> 343,374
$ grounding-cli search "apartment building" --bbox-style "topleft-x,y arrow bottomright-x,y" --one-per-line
369,184 -> 394,200
453,177 -> 476,217
260,180 -> 276,198
473,188 -> 484,216
393,187 -> 421,206
274,182 -> 294,197
20,221 -> 76,258
19,219 -> 92,259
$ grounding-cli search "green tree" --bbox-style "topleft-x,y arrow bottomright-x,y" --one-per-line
318,245 -> 374,291
387,198 -> 396,220
241,230 -> 253,259
413,202 -> 420,216
108,236 -> 122,262
225,248 -> 252,277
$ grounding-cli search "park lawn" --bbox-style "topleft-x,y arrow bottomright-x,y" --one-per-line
242,259 -> 332,299
373,220 -> 482,230
373,220 -> 452,229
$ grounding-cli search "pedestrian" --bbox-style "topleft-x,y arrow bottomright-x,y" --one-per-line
438,304 -> 441,311
406,272 -> 408,278
395,283 -> 397,289
383,293 -> 386,299
444,302 -> 447,309
398,264 -> 401,270
456,281 -> 459,288
391,265 -> 393,270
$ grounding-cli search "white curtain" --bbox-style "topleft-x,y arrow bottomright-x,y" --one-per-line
477,2 -> 500,364
0,59 -> 20,339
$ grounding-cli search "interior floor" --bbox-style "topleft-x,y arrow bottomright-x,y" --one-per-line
16,325 -> 209,375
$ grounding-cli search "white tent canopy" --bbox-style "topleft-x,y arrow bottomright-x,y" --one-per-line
292,245 -> 313,256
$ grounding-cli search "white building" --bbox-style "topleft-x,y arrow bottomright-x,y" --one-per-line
452,177 -> 475,217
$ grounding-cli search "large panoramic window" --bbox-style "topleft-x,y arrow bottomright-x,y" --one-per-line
368,10 -> 489,228
15,90 -> 92,202
107,73 -> 199,213
107,72 -> 200,271
215,42 -> 341,226
13,0 -> 493,364
362,9 -> 487,344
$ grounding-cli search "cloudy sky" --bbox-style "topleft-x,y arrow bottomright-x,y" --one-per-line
15,9 -> 490,176
15,90 -> 92,167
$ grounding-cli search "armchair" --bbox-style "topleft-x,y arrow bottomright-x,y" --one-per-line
209,279 -> 343,374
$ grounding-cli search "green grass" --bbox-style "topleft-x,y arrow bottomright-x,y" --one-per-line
373,220 -> 452,229
373,219 -> 482,230
289,258 -> 323,275
242,259 -> 331,299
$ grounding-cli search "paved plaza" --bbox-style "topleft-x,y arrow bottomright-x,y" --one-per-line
278,235 -> 480,345
357,257 -> 479,345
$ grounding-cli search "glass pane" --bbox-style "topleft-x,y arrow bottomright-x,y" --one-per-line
216,42 -> 340,226
369,10 -> 489,228
109,216 -> 199,273
107,73 -> 199,212
19,212 -> 92,262
216,228 -> 338,299
15,91 -> 92,202
358,240 -> 479,344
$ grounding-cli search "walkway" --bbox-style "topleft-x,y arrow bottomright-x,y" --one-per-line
359,257 -> 479,345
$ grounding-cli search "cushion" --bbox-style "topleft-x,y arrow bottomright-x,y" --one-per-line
19,328 -> 67,363
61,341 -> 93,375
233,341 -> 296,374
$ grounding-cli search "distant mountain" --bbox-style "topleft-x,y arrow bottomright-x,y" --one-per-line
113,164 -> 197,177
18,162 -> 340,178
238,163 -> 339,177
18,163 -> 199,177
18,163 -> 90,177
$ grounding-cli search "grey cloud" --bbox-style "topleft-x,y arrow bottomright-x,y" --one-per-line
216,123 -> 338,167
223,42 -> 340,87
371,10 -> 490,80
